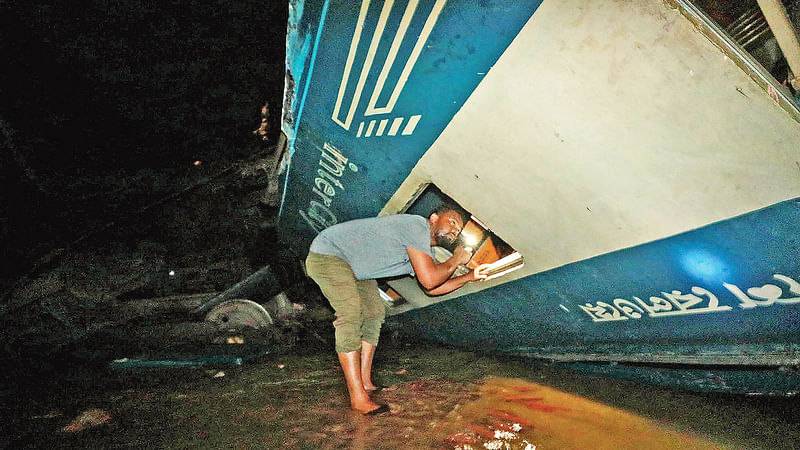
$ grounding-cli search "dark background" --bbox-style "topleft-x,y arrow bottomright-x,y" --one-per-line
1,0 -> 288,288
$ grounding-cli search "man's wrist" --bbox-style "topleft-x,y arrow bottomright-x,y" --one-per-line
445,256 -> 460,274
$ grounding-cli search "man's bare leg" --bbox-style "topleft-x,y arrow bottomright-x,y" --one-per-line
338,351 -> 381,413
360,340 -> 378,391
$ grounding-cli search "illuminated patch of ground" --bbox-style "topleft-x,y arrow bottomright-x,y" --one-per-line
6,345 -> 799,449
434,377 -> 719,450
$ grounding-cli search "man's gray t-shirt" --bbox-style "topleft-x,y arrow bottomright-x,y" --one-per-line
309,214 -> 433,280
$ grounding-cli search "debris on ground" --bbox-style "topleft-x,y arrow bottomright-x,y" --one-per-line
62,409 -> 113,432
30,410 -> 62,420
4,346 -> 798,448
444,431 -> 479,447
252,102 -> 270,143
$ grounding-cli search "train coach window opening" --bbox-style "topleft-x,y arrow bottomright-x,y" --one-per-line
378,281 -> 406,307
403,184 -> 524,282
690,0 -> 800,101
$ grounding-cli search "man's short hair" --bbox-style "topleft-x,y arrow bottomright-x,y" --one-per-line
431,202 -> 468,225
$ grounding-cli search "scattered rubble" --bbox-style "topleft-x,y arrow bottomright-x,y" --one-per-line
62,409 -> 112,433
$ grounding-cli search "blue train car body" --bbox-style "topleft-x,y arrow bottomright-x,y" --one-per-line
277,0 -> 800,394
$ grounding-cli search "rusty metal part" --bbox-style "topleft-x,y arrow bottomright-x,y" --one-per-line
727,6 -> 772,49
672,0 -> 800,121
756,0 -> 800,89
205,298 -> 273,330
192,265 -> 281,316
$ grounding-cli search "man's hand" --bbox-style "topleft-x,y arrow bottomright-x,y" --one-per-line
472,264 -> 492,281
407,246 -> 484,296
452,246 -> 473,266
422,262 -> 494,296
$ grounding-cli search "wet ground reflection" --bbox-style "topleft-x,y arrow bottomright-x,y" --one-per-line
265,374 -> 719,449
429,377 -> 718,450
7,345 -> 798,448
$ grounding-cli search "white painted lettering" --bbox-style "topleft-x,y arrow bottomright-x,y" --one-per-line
315,177 -> 336,197
318,168 -> 345,190
304,200 -> 337,229
300,142 -> 354,234
312,187 -> 332,207
320,143 -> 348,177
299,210 -> 324,233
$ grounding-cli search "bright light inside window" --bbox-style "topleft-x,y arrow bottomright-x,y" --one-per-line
461,229 -> 481,247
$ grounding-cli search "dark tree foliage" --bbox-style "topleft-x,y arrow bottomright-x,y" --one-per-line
0,0 -> 288,280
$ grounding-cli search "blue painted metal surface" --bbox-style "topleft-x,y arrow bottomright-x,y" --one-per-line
278,0 -> 800,393
391,200 -> 800,354
109,349 -> 271,369
560,362 -> 800,395
386,198 -> 800,393
279,0 -> 543,249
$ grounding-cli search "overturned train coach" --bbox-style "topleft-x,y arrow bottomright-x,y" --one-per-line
275,0 -> 800,394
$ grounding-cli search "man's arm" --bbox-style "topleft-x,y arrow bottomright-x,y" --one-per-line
424,265 -> 491,296
406,246 -> 471,290
407,246 -> 490,294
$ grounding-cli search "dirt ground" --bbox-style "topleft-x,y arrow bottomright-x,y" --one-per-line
4,340 -> 800,449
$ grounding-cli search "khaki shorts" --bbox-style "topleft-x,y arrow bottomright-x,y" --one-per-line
305,252 -> 386,352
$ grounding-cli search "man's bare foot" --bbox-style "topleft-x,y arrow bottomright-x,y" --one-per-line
364,404 -> 390,415
351,397 -> 383,414
337,351 -> 386,414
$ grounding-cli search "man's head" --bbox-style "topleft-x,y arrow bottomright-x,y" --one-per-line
428,204 -> 466,248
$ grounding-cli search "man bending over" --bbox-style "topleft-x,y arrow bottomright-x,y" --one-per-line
305,206 -> 490,415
